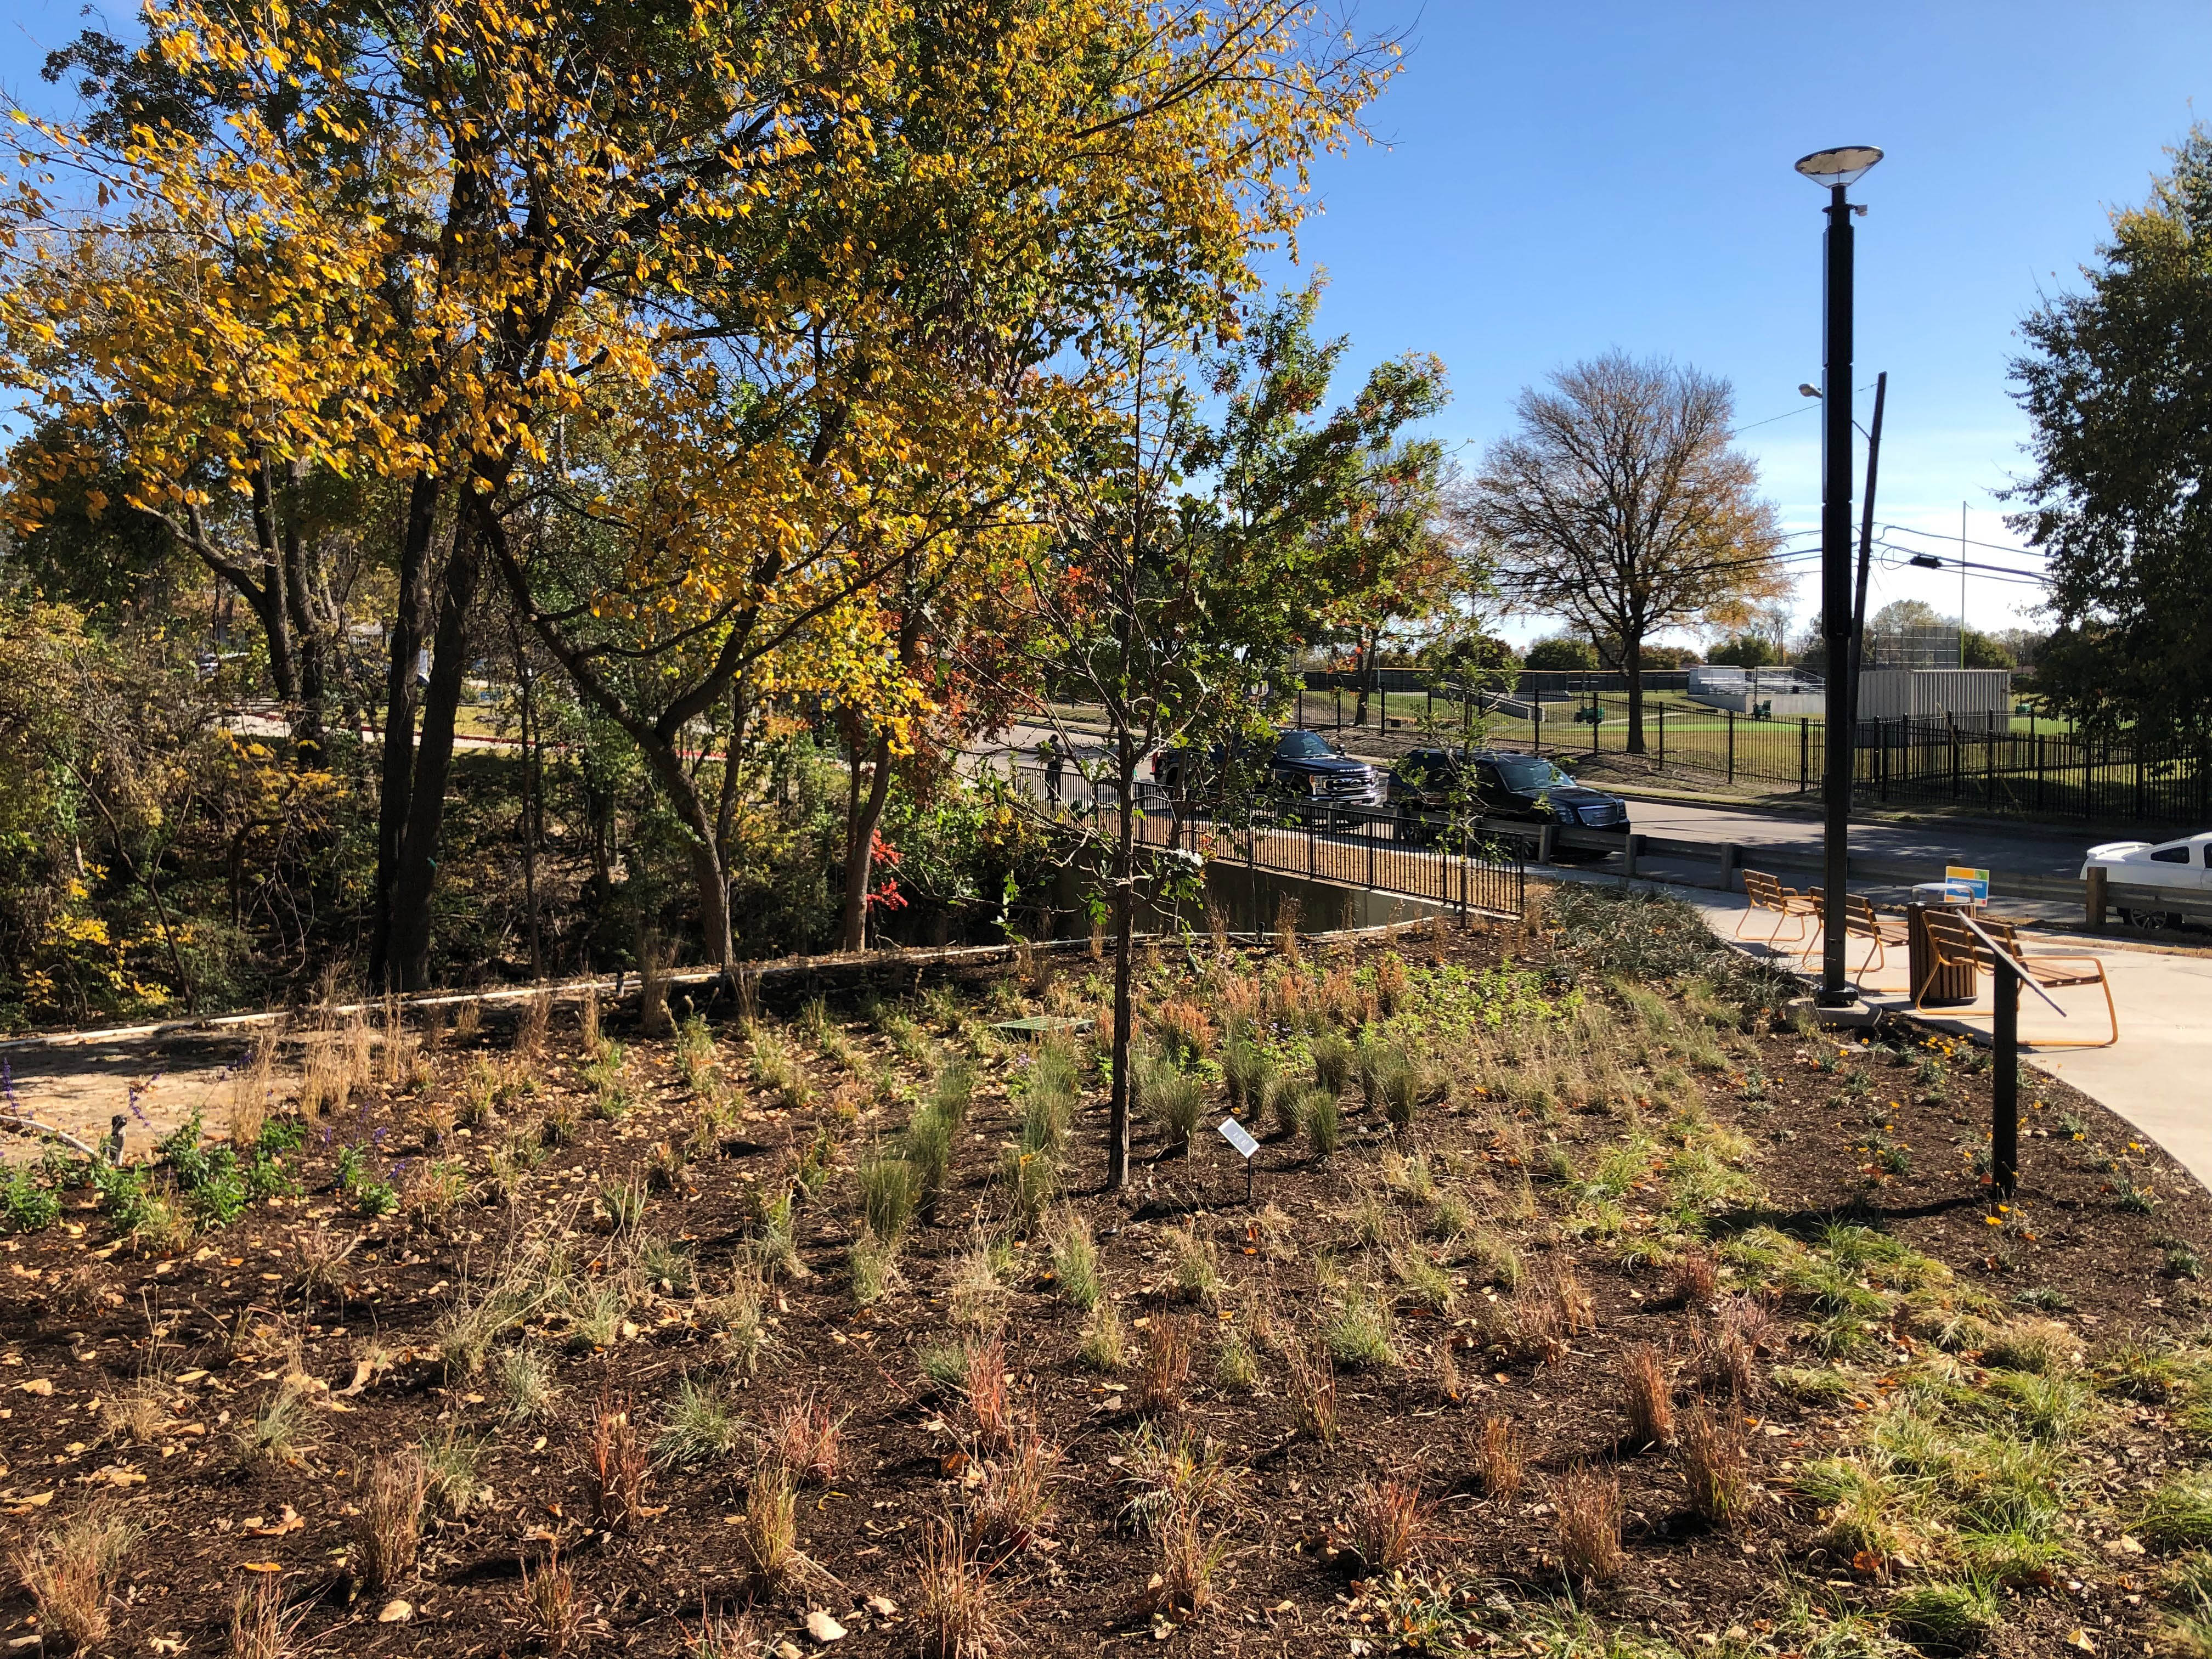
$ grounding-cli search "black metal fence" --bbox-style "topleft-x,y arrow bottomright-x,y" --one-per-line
1422,699 -> 2209,828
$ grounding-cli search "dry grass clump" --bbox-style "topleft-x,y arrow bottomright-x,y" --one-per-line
1343,1475 -> 1431,1575
11,1510 -> 137,1651
964,1335 -> 1015,1452
1551,1464 -> 1624,1584
1285,1339 -> 1340,1444
229,1571 -> 306,1659
1700,1295 -> 1774,1398
354,1450 -> 427,1591
1669,1249 -> 1719,1308
915,1515 -> 999,1659
1621,1341 -> 1675,1448
765,1392 -> 845,1486
588,1391 -> 649,1532
1150,1503 -> 1231,1618
1138,1314 -> 1197,1415
968,1426 -> 1062,1556
1475,1415 -> 1527,1500
518,1544 -> 581,1654
1678,1404 -> 1752,1529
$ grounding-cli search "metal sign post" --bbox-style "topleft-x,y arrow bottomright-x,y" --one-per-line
1216,1116 -> 1260,1204
1957,915 -> 2066,1199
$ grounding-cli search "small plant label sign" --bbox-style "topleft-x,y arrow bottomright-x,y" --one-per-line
1217,1116 -> 1259,1160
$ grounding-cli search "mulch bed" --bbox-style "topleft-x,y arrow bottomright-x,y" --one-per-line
0,916 -> 2202,1658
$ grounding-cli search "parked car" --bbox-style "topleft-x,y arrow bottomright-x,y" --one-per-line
1151,729 -> 1385,822
1389,748 -> 1630,845
2081,831 -> 2212,930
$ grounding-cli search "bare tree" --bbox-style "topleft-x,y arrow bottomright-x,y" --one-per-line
1460,352 -> 1788,753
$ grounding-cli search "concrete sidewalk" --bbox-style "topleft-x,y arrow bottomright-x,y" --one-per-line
1658,879 -> 2212,1190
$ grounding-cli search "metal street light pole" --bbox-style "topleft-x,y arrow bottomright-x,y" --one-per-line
1796,145 -> 1882,1007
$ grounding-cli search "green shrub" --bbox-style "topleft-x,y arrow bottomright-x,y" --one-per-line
0,1165 -> 60,1232
1049,1211 -> 1103,1311
1221,1035 -> 1273,1117
904,1108 -> 955,1212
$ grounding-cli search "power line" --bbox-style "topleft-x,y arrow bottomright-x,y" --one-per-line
1877,521 -> 2048,560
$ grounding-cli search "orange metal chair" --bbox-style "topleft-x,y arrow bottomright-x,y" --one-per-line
1737,870 -> 1818,951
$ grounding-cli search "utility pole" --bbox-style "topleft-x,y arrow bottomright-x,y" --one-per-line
1959,501 -> 1968,669
1796,144 -> 1882,1008
1848,371 -> 1887,726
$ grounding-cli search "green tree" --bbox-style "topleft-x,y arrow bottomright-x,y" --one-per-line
2010,126 -> 2212,737
984,288 -> 1442,1189
1708,634 -> 1781,669
1523,634 -> 1595,670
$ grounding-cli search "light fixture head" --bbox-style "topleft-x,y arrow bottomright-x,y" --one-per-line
1795,145 -> 1883,189
1909,554 -> 1942,570
1798,383 -> 1821,398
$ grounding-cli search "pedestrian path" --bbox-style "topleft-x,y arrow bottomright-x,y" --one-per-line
1657,879 -> 2212,1191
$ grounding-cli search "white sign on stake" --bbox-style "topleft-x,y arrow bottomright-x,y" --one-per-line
1217,1116 -> 1261,1203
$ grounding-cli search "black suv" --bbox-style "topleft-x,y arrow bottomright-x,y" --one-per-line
1389,748 -> 1629,842
1152,729 -> 1386,821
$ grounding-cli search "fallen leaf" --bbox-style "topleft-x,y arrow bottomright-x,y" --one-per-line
866,1596 -> 897,1617
2066,1632 -> 2095,1652
16,1379 -> 53,1397
176,1370 -> 208,1384
377,1599 -> 412,1623
240,1562 -> 284,1574
246,1506 -> 304,1537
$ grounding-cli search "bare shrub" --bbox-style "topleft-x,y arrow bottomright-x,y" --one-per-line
11,1510 -> 137,1650
1474,1415 -> 1526,1500
1138,1314 -> 1196,1417
1344,1475 -> 1430,1576
1678,1404 -> 1752,1530
915,1515 -> 998,1659
1621,1341 -> 1675,1448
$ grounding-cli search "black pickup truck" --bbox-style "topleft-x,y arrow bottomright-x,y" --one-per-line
1388,748 -> 1629,845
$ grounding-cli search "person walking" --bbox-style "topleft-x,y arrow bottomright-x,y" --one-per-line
1042,736 -> 1065,807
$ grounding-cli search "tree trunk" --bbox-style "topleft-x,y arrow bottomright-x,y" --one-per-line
387,525 -> 486,989
1105,741 -> 1137,1191
369,470 -> 441,988
839,732 -> 894,951
1353,625 -> 1380,726
1624,632 -> 1646,755
278,462 -> 328,762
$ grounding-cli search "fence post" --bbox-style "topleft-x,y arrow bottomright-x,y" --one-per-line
1799,717 -> 1809,793
2086,865 -> 2107,934
1533,701 -> 1542,757
1298,686 -> 1305,729
2035,733 -> 2044,812
1726,709 -> 1735,786
1657,701 -> 1666,770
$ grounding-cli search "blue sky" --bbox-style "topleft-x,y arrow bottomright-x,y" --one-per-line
1251,1 -> 2212,647
4,1 -> 2207,648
